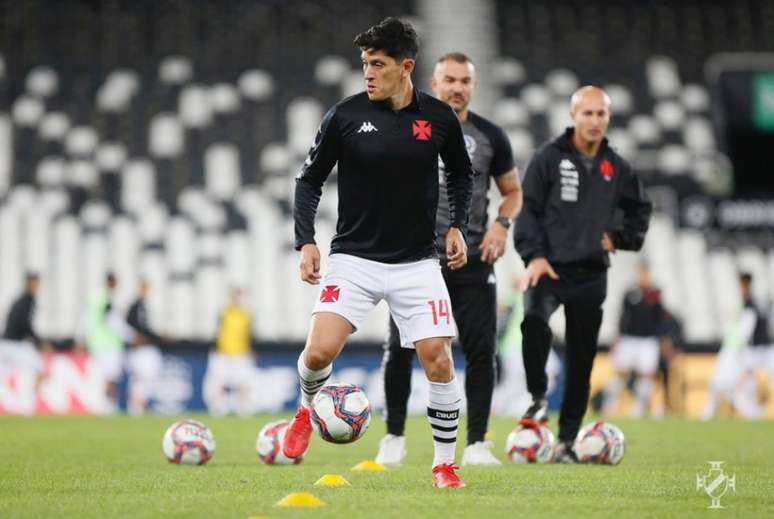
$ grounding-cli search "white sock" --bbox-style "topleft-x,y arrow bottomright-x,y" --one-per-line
633,377 -> 655,415
297,353 -> 332,408
427,378 -> 460,468
604,376 -> 626,413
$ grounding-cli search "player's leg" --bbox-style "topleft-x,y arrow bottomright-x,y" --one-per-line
520,280 -> 561,426
556,274 -> 605,462
387,258 -> 464,488
285,254 -> 379,458
375,317 -> 412,465
630,338 -> 659,418
603,337 -> 636,415
415,336 -> 464,488
452,278 -> 500,465
284,312 -> 352,458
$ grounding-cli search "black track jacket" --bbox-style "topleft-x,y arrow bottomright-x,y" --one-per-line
515,128 -> 652,269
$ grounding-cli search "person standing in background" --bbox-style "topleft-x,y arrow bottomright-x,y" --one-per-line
203,287 -> 255,416
126,280 -> 166,415
0,273 -> 51,414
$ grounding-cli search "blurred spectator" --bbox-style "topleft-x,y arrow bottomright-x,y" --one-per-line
703,272 -> 771,420
0,273 -> 51,414
125,280 -> 166,415
603,263 -> 667,417
203,288 -> 255,416
657,309 -> 683,415
80,273 -> 126,413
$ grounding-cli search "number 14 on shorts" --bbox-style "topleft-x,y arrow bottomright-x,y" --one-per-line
427,299 -> 451,326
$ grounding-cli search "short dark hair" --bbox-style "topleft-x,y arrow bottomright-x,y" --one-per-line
437,52 -> 473,65
353,17 -> 419,61
740,272 -> 753,284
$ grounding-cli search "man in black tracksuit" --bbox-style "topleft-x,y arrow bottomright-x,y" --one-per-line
515,86 -> 652,462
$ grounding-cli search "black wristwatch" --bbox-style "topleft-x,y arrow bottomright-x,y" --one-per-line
495,216 -> 511,229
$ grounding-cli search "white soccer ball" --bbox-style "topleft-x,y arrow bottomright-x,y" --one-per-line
310,383 -> 371,444
256,419 -> 303,465
162,419 -> 216,465
574,421 -> 625,465
505,425 -> 556,463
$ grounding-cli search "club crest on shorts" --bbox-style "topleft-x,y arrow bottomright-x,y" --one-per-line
320,285 -> 340,303
600,159 -> 614,181
412,120 -> 432,141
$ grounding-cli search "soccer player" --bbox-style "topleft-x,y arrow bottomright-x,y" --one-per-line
0,273 -> 50,414
203,288 -> 255,416
284,18 -> 474,488
81,273 -> 126,413
125,280 -> 165,415
703,272 -> 772,419
515,86 -> 652,462
375,52 -> 522,467
603,262 -> 668,417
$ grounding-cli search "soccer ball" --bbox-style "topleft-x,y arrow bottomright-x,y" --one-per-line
162,419 -> 216,465
310,383 -> 371,444
505,424 -> 556,463
574,421 -> 625,465
256,420 -> 303,465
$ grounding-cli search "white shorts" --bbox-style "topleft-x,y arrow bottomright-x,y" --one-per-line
612,335 -> 660,375
92,350 -> 124,383
0,339 -> 42,374
742,346 -> 774,374
205,352 -> 256,386
313,253 -> 456,348
127,345 -> 163,381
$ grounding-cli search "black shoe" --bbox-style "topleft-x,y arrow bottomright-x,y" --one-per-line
553,441 -> 580,464
519,398 -> 549,427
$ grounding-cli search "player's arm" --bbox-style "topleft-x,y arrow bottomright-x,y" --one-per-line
606,163 -> 652,252
480,125 -> 522,263
294,106 -> 340,284
439,112 -> 474,270
514,149 -> 558,288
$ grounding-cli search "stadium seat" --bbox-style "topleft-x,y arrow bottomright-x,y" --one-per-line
681,84 -> 711,113
238,69 -> 274,102
491,98 -> 529,128
490,56 -> 526,85
676,230 -> 716,341
315,55 -> 350,86
121,159 -> 157,215
545,69 -> 579,97
604,84 -> 634,115
179,84 -> 214,129
210,83 -> 241,114
646,56 -> 682,99
36,156 -> 66,188
287,97 -> 324,157
158,55 -> 193,86
149,113 -> 184,158
166,216 -> 196,275
520,83 -> 551,113
38,112 -> 71,142
204,143 -> 241,201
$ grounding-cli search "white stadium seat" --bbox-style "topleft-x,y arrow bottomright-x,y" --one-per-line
210,83 -> 241,114
95,142 -> 128,172
36,156 -> 67,187
0,115 -> 10,195
68,160 -> 99,188
683,117 -> 715,153
137,203 -> 169,244
653,100 -> 685,131
287,97 -> 324,157
491,98 -> 530,128
604,84 -> 634,115
646,56 -> 682,99
491,57 -> 526,85
259,142 -> 291,175
179,84 -> 214,128
314,55 -> 350,86
121,159 -> 157,214
80,200 -> 112,229
520,83 -> 551,113
166,216 -> 196,275
12,95 -> 45,127
205,143 -> 240,201
159,55 -> 193,85
38,112 -> 71,141
681,84 -> 711,113
149,113 -> 184,158
545,69 -> 579,97
25,66 -> 59,98
65,126 -> 99,157
238,69 -> 274,101
628,115 -> 661,145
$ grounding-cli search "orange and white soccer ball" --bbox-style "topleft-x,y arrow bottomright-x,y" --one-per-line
256,419 -> 303,465
574,421 -> 625,465
505,425 -> 556,463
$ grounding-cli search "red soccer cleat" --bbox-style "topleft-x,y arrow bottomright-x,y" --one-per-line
282,406 -> 313,459
432,463 -> 466,489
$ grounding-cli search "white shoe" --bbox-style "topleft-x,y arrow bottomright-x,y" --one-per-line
461,441 -> 502,466
375,434 -> 407,466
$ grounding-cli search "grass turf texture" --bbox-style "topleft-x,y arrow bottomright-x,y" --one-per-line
1,415 -> 772,518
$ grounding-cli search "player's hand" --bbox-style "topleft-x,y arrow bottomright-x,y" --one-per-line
480,222 -> 508,264
445,227 -> 468,270
299,244 -> 322,285
520,257 -> 559,291
602,232 -> 616,253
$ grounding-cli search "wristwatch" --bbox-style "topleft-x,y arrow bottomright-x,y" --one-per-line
495,216 -> 511,229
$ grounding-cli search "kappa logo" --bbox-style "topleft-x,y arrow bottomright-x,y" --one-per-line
320,285 -> 340,303
357,121 -> 379,133
412,120 -> 432,140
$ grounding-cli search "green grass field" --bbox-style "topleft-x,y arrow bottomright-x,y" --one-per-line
1,415 -> 772,518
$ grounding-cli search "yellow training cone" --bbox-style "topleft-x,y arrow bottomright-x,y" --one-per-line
274,492 -> 325,508
314,474 -> 351,487
351,460 -> 387,472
